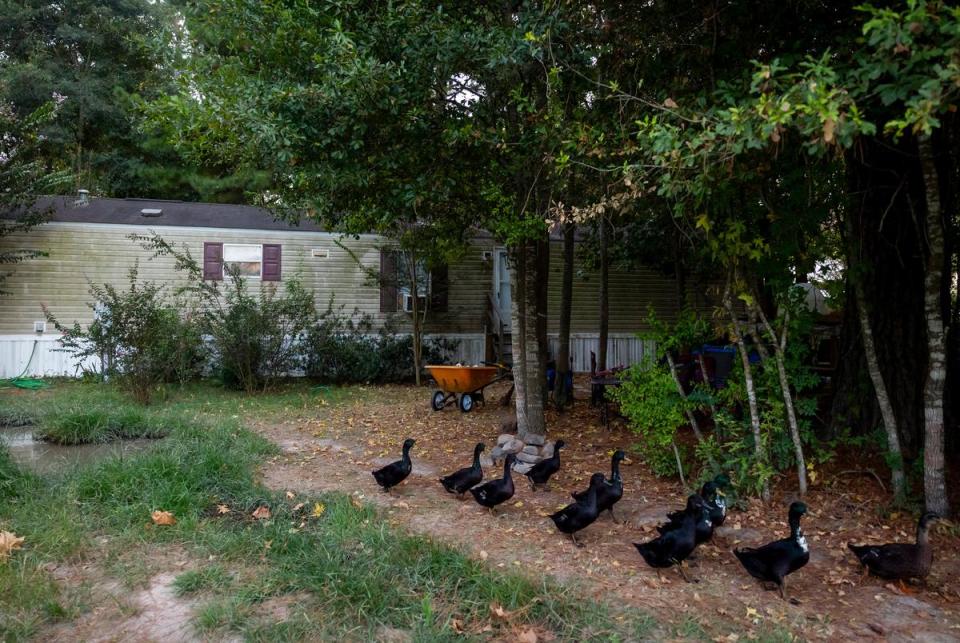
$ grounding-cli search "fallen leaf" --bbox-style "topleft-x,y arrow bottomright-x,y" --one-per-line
479,550 -> 489,561
292,502 -> 305,512
286,490 -> 296,499
216,504 -> 231,515
664,97 -> 679,109
490,602 -> 510,621
350,496 -> 364,510
450,618 -> 465,634
252,506 -> 272,520
0,531 -> 25,561
151,510 -> 176,526
517,629 -> 538,643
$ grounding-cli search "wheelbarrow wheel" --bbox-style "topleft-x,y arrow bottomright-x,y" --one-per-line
458,393 -> 474,413
431,390 -> 447,411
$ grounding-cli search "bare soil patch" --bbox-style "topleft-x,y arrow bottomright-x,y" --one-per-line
256,381 -> 960,641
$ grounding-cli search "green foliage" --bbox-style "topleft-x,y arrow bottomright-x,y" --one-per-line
304,300 -> 458,385
614,359 -> 688,477
211,271 -> 317,394
0,0 -> 258,201
133,234 -> 318,394
45,264 -> 207,404
0,98 -> 71,294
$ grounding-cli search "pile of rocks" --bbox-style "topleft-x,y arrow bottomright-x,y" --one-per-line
489,431 -> 556,474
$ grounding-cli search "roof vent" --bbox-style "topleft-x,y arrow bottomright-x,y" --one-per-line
74,189 -> 90,207
140,208 -> 163,217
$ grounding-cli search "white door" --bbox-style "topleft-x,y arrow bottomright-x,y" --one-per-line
493,249 -> 512,331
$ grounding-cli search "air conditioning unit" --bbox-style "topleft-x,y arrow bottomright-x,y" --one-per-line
402,293 -> 427,312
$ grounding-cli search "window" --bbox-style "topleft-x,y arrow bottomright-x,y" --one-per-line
203,242 -> 282,282
378,249 -> 448,313
223,244 -> 262,277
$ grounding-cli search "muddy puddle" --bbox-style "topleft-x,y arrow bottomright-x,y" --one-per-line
0,426 -> 159,476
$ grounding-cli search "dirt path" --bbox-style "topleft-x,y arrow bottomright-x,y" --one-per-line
254,383 -> 960,641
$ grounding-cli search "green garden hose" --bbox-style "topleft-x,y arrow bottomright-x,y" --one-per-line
1,339 -> 47,390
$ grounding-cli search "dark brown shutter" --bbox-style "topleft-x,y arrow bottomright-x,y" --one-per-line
379,249 -> 398,312
431,263 -> 449,312
202,242 -> 223,281
262,244 -> 282,281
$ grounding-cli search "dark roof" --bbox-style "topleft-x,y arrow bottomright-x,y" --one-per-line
11,196 -> 329,232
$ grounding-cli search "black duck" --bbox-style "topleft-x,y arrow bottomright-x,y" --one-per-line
551,472 -> 604,547
734,502 -> 810,601
848,512 -> 940,585
525,439 -> 565,490
658,495 -> 714,545
634,494 -> 705,582
667,475 -> 728,527
469,454 -> 516,514
371,438 -> 415,492
573,449 -> 625,522
439,442 -> 485,496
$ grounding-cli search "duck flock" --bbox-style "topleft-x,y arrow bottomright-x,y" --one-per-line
372,438 -> 941,602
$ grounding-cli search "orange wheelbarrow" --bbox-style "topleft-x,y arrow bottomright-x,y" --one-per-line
426,364 -> 512,412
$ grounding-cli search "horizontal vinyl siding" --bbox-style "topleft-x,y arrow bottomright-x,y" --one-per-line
0,222 -> 496,336
1,221 -> 721,340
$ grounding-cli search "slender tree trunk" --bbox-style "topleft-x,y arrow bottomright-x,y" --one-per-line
918,134 -> 950,516
665,352 -> 718,470
695,353 -> 718,419
408,249 -> 423,386
845,193 -> 907,503
854,280 -> 907,503
724,281 -> 770,502
598,217 -> 610,371
510,246 -> 528,433
556,223 -> 575,410
522,239 -> 546,437
536,234 -> 550,411
754,304 -> 808,496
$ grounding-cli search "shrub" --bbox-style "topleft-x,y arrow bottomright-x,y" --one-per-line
613,358 -> 688,477
45,265 -> 206,404
304,301 -> 459,384
210,274 -> 317,392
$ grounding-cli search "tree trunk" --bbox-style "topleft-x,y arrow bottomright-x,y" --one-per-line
833,138 -> 927,455
665,352 -> 718,471
754,304 -> 808,497
598,217 -> 610,371
536,234 -> 550,411
724,281 -> 770,502
408,249 -> 423,387
522,239 -> 546,437
510,245 -> 529,434
844,201 -> 908,504
556,223 -> 575,410
918,134 -> 950,517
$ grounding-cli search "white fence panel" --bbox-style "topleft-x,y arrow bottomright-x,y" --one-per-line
0,335 -> 100,379
547,333 -> 655,372
0,332 -> 648,379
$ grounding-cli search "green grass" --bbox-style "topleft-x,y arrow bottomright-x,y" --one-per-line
33,406 -> 174,445
0,380 -> 663,641
173,565 -> 234,596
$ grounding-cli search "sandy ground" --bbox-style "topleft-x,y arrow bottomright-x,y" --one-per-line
254,381 -> 960,641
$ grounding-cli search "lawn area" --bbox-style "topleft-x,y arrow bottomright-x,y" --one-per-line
0,381 -> 657,642
3,380 -> 959,642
